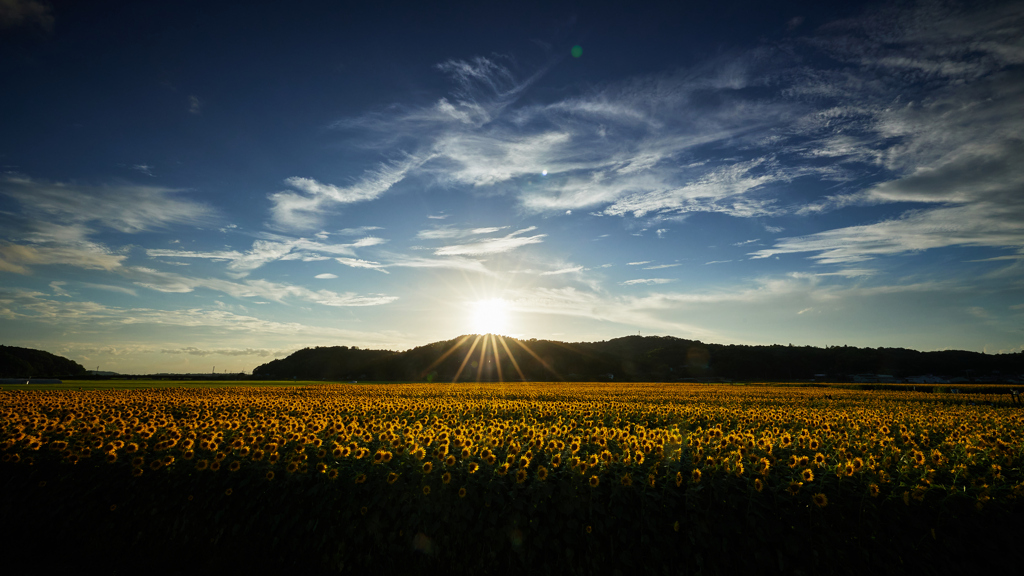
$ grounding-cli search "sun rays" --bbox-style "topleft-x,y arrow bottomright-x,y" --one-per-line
420,333 -> 559,383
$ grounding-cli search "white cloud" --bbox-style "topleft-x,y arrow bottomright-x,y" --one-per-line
123,267 -> 397,307
0,289 -> 404,343
434,227 -> 546,256
314,273 -> 338,279
383,255 -> 493,275
336,226 -> 383,236
80,283 -> 138,296
540,265 -> 584,276
146,235 -> 388,275
160,347 -> 284,358
816,269 -> 877,277
622,278 -> 675,285
336,257 -> 389,274
415,225 -> 507,240
0,240 -> 126,274
269,157 -> 423,229
1,174 -> 214,234
642,263 -> 681,270
49,281 -> 69,297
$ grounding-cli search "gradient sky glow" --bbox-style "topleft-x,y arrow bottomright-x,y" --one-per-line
2,0 -> 1023,373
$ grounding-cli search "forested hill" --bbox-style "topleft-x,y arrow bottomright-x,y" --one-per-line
252,335 -> 1024,382
0,345 -> 87,378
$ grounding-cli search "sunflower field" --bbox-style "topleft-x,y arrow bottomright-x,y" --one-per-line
2,382 -> 1022,574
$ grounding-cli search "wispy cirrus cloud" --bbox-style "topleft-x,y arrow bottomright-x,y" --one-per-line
1,174 -> 214,233
540,265 -> 584,276
0,175 -> 214,275
146,235 -> 387,275
335,257 -> 389,274
0,240 -> 126,274
160,347 -> 284,358
268,156 -> 424,230
434,226 -> 546,256
622,278 -> 675,286
123,267 -> 397,307
0,289 -> 407,345
415,225 -> 507,240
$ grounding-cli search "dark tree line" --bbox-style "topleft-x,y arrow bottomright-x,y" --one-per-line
0,345 -> 87,378
252,335 -> 1024,382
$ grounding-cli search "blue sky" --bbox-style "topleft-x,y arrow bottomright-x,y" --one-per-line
2,0 -> 1023,373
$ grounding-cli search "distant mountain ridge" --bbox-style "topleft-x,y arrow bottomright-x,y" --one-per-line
252,334 -> 1024,382
0,345 -> 87,378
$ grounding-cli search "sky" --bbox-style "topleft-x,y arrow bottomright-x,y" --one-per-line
2,0 -> 1023,374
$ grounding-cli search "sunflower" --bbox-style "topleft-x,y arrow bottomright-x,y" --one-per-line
589,475 -> 600,488
801,468 -> 814,482
224,488 -> 233,496
787,481 -> 803,495
691,469 -> 702,483
382,451 -> 393,463
286,461 -> 299,473
266,470 -> 275,481
467,462 -> 479,474
105,453 -> 117,464
516,469 -> 528,483
812,493 -> 828,507
387,472 -> 399,484
229,461 -> 242,472
132,467 -> 144,477
422,485 -> 431,495
149,460 -> 163,471
132,456 -> 144,467
196,459 -> 209,471
316,463 -> 328,474
844,462 -> 855,477
869,483 -> 880,498
422,461 -> 433,474
458,487 -> 467,498
537,466 -> 549,481
442,472 -> 452,484
355,473 -> 367,484
788,455 -> 798,468
496,463 -> 509,476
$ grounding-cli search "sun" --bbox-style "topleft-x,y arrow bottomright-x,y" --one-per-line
469,298 -> 510,335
